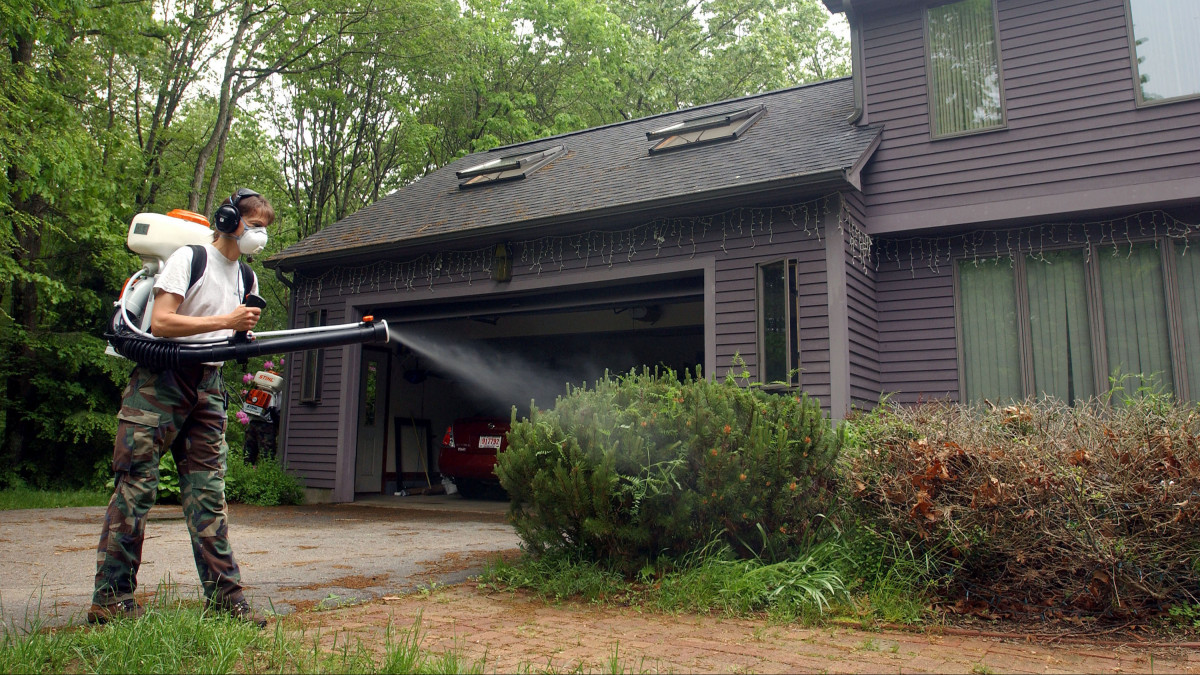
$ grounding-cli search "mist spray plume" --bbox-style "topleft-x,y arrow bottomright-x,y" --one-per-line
390,326 -> 606,415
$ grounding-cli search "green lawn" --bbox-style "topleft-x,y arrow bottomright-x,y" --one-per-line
0,488 -> 110,511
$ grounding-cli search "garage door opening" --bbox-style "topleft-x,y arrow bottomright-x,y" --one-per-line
356,273 -> 707,495
394,302 -> 703,414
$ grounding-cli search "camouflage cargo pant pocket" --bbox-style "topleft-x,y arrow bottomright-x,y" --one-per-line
113,406 -> 162,474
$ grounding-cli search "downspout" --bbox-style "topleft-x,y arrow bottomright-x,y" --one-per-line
845,0 -> 865,125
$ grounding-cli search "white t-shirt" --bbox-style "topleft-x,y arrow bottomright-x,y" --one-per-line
154,243 -> 259,350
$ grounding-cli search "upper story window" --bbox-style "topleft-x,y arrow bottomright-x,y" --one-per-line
1127,0 -> 1200,105
925,0 -> 1005,138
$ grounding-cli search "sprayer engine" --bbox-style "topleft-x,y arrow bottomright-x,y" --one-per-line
105,210 -> 390,370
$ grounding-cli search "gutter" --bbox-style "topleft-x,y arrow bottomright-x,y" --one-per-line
266,168 -> 851,272
274,267 -> 294,290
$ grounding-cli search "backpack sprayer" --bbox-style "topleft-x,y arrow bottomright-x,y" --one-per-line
105,209 -> 390,370
243,370 -> 283,420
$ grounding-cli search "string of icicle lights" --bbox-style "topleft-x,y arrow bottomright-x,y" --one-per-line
294,193 -> 859,306
292,198 -> 1196,306
874,210 -> 1200,277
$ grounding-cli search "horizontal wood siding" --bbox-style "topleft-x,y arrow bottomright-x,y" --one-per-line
284,198 -> 842,466
795,238 -> 831,403
859,0 -> 1200,228
280,291 -> 346,489
876,240 -> 958,403
843,192 -> 880,408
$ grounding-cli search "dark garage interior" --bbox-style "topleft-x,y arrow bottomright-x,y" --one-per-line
350,274 -> 707,495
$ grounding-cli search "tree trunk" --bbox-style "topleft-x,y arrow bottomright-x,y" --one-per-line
2,34 -> 42,467
140,3 -> 218,210
203,113 -> 234,216
188,1 -> 249,212
3,172 -> 47,467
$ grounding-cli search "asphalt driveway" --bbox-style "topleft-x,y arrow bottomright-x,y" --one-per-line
0,495 -> 520,629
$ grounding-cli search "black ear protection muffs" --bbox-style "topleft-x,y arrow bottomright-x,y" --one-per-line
213,187 -> 261,234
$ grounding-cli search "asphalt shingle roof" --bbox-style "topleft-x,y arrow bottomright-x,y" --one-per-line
269,77 -> 881,269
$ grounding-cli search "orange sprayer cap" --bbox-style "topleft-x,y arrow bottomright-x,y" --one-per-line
362,315 -> 374,323
166,209 -> 211,227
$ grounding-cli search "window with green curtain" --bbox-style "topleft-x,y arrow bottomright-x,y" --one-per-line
927,0 -> 1004,137
1096,244 -> 1174,395
1128,0 -> 1200,103
958,259 -> 1022,401
1026,250 -> 1095,402
1175,242 -> 1200,401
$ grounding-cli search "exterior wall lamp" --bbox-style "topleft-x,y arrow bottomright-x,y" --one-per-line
492,243 -> 512,282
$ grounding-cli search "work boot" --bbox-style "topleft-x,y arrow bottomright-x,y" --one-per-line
206,597 -> 268,628
86,598 -> 144,625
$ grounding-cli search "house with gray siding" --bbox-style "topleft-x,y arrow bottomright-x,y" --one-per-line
268,0 -> 1200,503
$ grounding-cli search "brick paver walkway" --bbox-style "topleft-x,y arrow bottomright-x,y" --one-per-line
287,584 -> 1199,673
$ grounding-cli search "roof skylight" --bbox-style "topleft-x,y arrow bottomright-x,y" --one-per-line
646,104 -> 766,154
455,145 -> 565,188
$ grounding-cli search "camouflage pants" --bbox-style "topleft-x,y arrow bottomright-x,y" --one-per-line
93,364 -> 245,606
243,419 -> 277,465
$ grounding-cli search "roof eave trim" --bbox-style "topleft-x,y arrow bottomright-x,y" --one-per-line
842,128 -> 882,192
266,169 -> 850,271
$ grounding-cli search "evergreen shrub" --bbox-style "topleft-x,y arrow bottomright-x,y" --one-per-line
496,368 -> 841,575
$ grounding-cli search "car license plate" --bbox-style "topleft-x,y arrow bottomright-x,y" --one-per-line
478,435 -> 502,450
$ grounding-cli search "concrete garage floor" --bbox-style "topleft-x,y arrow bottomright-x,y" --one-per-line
0,495 -> 520,629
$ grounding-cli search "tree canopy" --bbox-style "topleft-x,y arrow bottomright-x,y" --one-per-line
1,0 -> 848,486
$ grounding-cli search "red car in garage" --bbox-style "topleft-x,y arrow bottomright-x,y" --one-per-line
438,417 -> 510,499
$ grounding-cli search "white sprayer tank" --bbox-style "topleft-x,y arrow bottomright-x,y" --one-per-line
127,211 -> 214,273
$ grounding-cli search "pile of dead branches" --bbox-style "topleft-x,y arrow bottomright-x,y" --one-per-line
843,395 -> 1200,618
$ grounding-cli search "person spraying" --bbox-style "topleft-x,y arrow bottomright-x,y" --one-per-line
89,189 -> 275,626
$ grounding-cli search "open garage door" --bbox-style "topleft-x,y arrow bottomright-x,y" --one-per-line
384,273 -> 705,412
365,273 -> 707,494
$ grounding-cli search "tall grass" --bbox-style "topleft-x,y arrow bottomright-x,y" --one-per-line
483,541 -> 851,622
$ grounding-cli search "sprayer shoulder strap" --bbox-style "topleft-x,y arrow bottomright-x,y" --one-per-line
185,244 -> 256,298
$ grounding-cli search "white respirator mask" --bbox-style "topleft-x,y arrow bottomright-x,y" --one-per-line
234,223 -> 269,255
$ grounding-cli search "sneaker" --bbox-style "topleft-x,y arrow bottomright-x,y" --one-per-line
206,598 -> 267,628
86,598 -> 144,625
